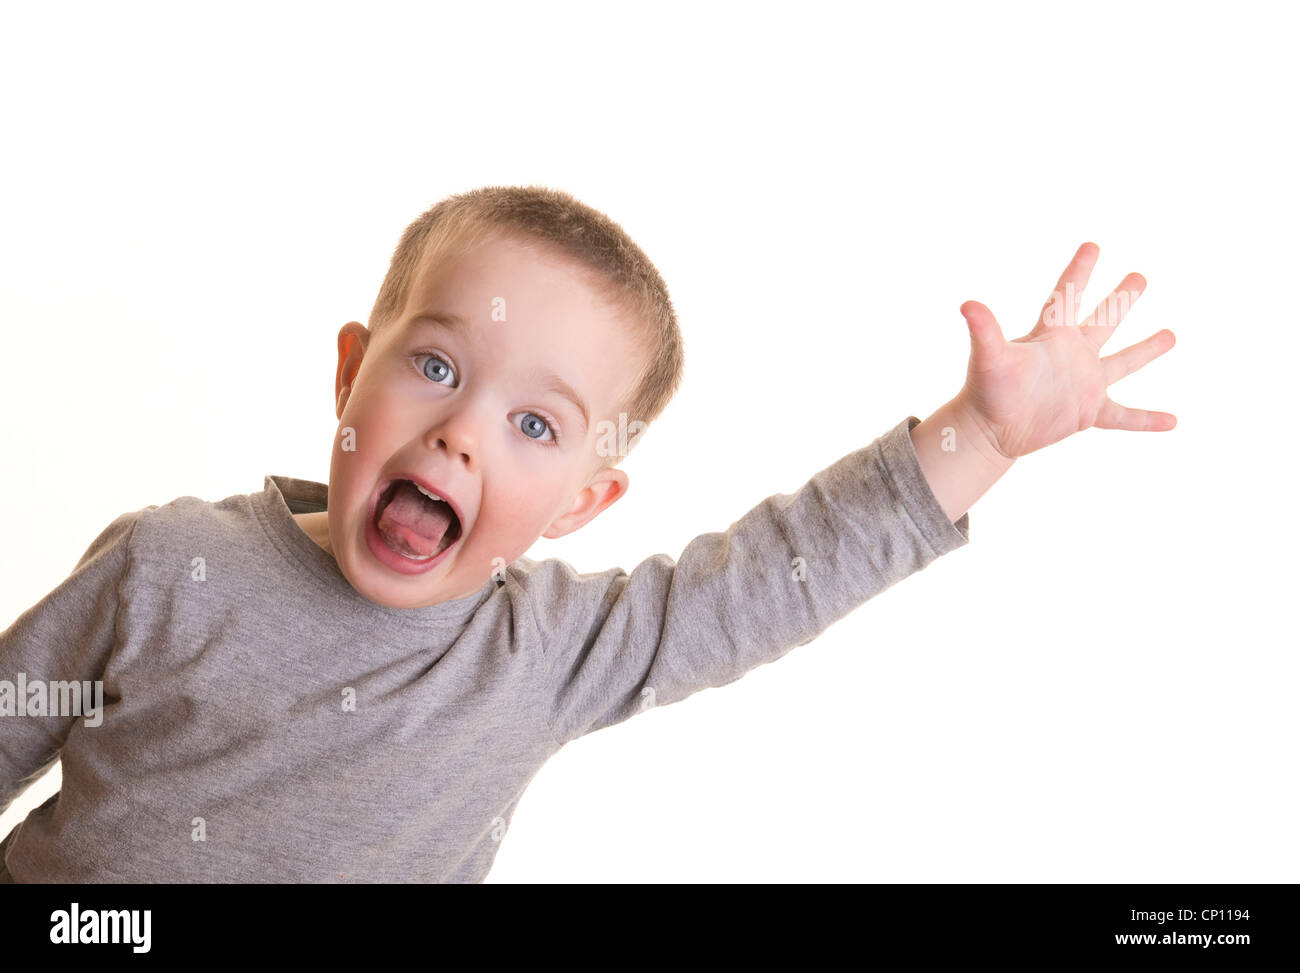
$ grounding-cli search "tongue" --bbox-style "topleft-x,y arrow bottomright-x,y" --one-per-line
377,481 -> 454,557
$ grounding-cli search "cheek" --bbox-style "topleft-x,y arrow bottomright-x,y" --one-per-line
338,394 -> 408,461
330,408 -> 405,512
480,498 -> 543,539
344,387 -> 399,432
478,484 -> 565,541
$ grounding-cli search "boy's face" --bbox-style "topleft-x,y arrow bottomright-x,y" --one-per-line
313,233 -> 641,609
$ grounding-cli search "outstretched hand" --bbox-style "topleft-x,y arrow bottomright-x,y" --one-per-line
956,242 -> 1176,460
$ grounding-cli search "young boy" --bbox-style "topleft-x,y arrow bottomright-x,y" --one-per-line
0,186 -> 1176,882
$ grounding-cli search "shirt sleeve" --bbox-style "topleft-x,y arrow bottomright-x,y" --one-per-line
529,415 -> 972,746
0,508 -> 143,816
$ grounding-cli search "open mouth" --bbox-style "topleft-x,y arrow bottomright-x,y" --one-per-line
374,478 -> 463,560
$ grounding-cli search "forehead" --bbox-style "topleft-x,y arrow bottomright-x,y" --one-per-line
404,234 -> 614,341
415,238 -> 594,329
411,232 -> 597,301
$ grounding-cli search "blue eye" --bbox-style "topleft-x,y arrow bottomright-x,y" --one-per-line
420,354 -> 454,385
515,412 -> 559,446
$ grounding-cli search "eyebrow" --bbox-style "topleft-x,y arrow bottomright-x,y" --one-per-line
406,314 -> 591,434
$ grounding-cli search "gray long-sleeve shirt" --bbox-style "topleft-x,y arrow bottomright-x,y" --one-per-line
0,415 -> 969,882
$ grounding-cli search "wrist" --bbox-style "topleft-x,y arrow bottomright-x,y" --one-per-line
908,395 -> 1016,524
950,392 -> 1017,469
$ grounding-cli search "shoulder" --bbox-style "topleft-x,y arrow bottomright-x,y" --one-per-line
493,553 -> 667,653
109,484 -> 265,579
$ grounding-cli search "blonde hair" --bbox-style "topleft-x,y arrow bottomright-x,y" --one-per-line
367,185 -> 684,466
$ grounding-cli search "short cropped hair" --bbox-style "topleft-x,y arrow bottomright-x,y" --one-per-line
366,185 -> 685,466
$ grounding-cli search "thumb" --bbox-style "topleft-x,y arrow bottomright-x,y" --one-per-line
960,300 -> 1005,372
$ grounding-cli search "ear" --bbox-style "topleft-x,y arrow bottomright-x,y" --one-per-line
541,467 -> 630,539
335,322 -> 370,418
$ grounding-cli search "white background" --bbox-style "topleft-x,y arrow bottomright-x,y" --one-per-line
2,1 -> 1296,882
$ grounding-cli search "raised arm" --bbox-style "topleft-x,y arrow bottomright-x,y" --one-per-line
524,415 -> 971,746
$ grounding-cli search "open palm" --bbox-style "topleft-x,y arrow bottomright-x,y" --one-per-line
958,242 -> 1177,460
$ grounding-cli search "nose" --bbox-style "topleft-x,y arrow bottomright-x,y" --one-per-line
424,408 -> 479,472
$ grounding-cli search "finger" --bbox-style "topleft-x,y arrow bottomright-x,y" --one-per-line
1080,272 -> 1147,351
1101,328 -> 1175,386
1033,242 -> 1100,336
960,300 -> 1006,374
1094,396 -> 1178,431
